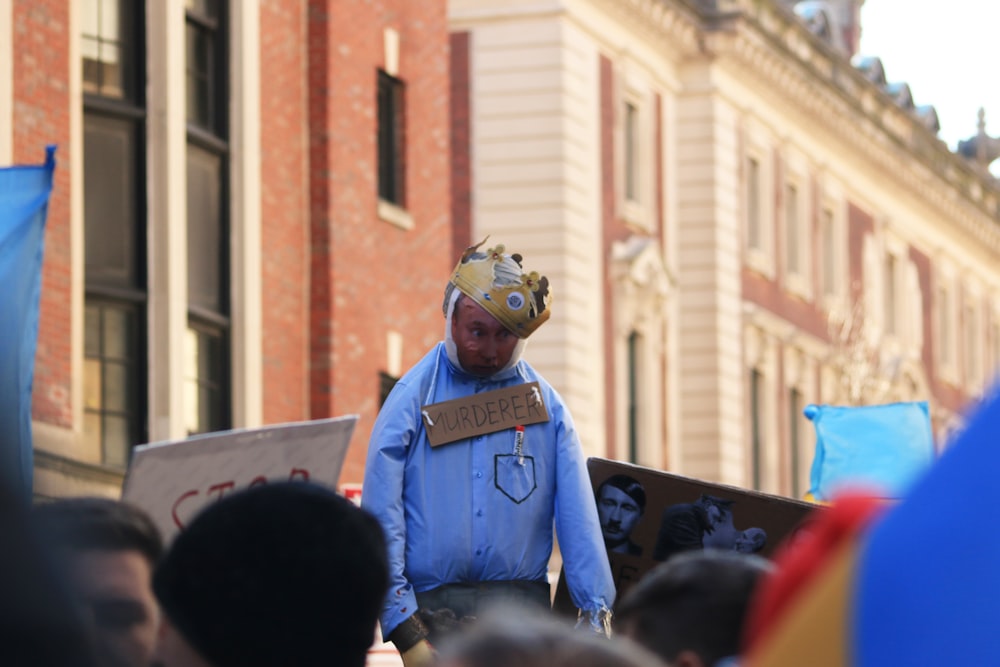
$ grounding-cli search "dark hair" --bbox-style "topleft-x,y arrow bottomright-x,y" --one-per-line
595,474 -> 646,512
32,496 -> 164,564
435,606 -> 660,667
153,481 -> 389,667
614,550 -> 772,665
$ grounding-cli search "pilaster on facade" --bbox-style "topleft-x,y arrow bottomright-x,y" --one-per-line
146,0 -> 190,443
675,88 -> 745,485
463,11 -> 608,457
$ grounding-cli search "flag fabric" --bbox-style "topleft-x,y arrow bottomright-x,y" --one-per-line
745,386 -> 1000,666
0,146 -> 56,499
805,401 -> 935,502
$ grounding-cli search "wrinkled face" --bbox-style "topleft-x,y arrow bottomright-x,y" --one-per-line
451,295 -> 519,377
66,549 -> 160,667
597,486 -> 643,546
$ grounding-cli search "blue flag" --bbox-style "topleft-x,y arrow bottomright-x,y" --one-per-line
805,401 -> 935,501
0,146 -> 56,499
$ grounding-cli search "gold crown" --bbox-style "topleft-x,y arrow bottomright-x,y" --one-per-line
450,240 -> 552,338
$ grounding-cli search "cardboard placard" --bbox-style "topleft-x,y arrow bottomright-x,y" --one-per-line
553,457 -> 815,615
421,381 -> 549,447
122,415 -> 357,544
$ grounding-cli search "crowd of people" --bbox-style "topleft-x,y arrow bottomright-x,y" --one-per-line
4,241 -> 819,666
6,482 -> 776,667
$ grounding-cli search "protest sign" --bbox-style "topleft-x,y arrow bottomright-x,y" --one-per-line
122,415 -> 357,543
554,457 -> 815,614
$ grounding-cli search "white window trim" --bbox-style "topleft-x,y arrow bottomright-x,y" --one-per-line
610,238 -> 670,470
617,64 -> 654,232
782,166 -> 811,300
817,179 -> 847,311
744,140 -> 775,278
146,1 -> 263,439
783,346 -> 815,500
962,280 -> 984,393
745,326 -> 779,494
881,233 -> 907,345
935,263 -> 959,385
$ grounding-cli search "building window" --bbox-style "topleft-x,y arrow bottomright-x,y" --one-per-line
747,157 -> 761,251
750,369 -> 764,491
185,0 -> 230,434
964,302 -> 980,387
627,331 -> 643,464
820,207 -> 836,297
789,388 -> 802,498
378,70 -> 406,206
624,102 -> 639,204
82,0 -> 135,98
82,0 -> 146,464
884,254 -> 898,335
85,303 -> 142,467
785,183 -> 800,276
938,284 -> 954,370
184,323 -> 227,435
185,0 -> 224,132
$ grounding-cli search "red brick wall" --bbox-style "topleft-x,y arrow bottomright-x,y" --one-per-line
17,0 -> 73,429
308,0 -> 453,484
260,1 -> 310,424
449,31 -> 472,262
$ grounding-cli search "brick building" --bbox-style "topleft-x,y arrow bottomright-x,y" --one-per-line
2,0 -> 452,497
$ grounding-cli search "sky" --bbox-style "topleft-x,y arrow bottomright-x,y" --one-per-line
859,0 -> 1000,156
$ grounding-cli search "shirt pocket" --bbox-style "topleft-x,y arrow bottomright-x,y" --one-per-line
494,454 -> 537,504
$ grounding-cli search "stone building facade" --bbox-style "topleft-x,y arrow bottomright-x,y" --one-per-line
449,0 -> 1000,497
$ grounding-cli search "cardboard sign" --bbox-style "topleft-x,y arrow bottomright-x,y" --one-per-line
552,457 -> 815,615
122,415 -> 357,544
421,381 -> 549,447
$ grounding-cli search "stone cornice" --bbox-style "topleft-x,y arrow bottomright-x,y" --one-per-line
697,0 -> 1000,256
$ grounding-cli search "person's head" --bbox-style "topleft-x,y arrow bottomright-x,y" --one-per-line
735,527 -> 767,554
433,606 -> 661,667
443,239 -> 552,377
614,550 -> 773,667
32,497 -> 164,667
595,475 -> 646,549
150,481 -> 388,667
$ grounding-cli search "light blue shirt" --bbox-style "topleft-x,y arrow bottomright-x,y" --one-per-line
362,343 -> 615,637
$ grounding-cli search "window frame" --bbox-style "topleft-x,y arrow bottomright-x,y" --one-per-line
377,69 -> 406,209
82,0 -> 148,463
184,0 -> 231,435
743,135 -> 775,278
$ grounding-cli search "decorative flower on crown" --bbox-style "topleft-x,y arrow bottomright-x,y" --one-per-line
523,271 -> 541,292
487,245 -> 506,262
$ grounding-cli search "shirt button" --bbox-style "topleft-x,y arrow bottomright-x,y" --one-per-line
476,471 -> 482,478
476,549 -> 482,555
476,509 -> 483,517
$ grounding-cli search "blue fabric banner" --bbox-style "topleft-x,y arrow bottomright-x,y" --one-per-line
805,401 -> 935,501
0,146 -> 56,499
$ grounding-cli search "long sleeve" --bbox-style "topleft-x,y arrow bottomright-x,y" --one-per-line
551,396 -> 616,613
361,381 -> 421,638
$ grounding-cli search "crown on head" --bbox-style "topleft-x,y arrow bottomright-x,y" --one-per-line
450,239 -> 552,338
